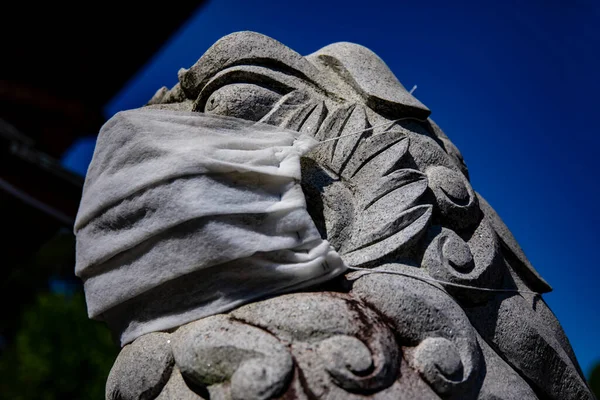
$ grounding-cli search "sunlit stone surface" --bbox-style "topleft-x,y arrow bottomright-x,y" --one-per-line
78,32 -> 593,399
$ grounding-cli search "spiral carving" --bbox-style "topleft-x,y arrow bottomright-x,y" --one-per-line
410,337 -> 465,396
422,221 -> 504,304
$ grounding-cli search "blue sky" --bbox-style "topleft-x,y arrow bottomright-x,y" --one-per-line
63,0 -> 600,376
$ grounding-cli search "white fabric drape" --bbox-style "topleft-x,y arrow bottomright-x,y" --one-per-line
74,108 -> 346,345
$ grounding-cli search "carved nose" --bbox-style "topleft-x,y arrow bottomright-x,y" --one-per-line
439,176 -> 470,206
426,166 -> 480,229
442,235 -> 474,272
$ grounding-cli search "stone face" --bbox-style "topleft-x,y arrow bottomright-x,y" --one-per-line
84,31 -> 594,399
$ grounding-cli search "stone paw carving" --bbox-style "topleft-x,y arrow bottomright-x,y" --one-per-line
172,315 -> 294,400
106,293 -> 410,399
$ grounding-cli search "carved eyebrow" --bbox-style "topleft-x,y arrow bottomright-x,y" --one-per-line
193,65 -> 337,113
179,31 -> 325,99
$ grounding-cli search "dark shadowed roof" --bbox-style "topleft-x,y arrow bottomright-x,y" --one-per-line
0,1 -> 206,264
1,1 -> 205,157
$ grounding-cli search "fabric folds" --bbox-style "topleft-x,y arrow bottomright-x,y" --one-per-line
74,108 -> 346,345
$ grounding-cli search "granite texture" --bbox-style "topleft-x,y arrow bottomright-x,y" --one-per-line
81,31 -> 593,399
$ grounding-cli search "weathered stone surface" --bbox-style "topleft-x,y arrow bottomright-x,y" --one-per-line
476,334 -> 539,400
87,31 -> 594,399
154,367 -> 206,400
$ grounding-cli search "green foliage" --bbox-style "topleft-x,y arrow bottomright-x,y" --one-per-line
0,291 -> 118,400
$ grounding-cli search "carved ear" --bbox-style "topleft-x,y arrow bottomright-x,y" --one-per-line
306,42 -> 431,120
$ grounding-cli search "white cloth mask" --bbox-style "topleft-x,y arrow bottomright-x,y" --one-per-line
74,108 -> 347,345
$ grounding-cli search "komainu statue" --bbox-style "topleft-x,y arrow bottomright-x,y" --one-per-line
74,32 -> 595,399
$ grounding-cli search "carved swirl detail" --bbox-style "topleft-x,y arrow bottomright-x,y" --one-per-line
106,293 -> 406,399
421,221 -> 504,304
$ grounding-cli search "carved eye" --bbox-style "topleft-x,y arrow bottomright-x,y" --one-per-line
203,83 -> 282,121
